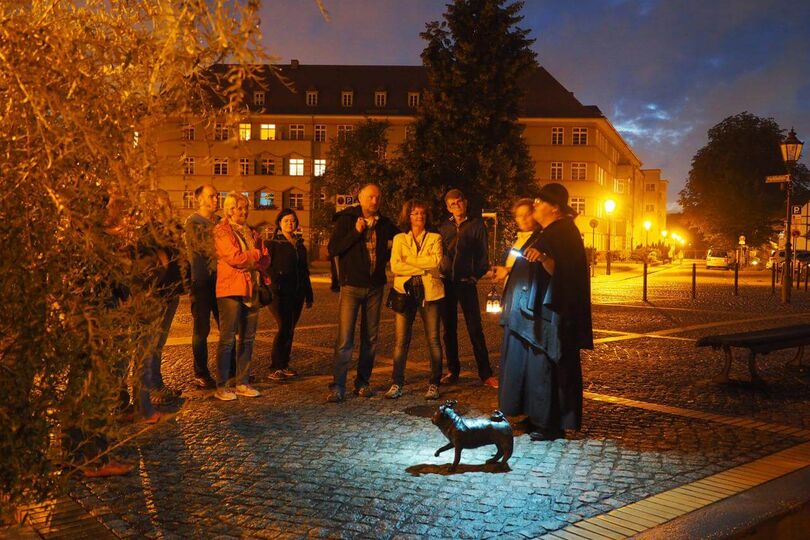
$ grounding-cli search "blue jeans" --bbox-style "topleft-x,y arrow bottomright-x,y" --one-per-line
190,279 -> 219,378
148,295 -> 179,388
392,301 -> 443,387
216,296 -> 259,387
331,285 -> 383,392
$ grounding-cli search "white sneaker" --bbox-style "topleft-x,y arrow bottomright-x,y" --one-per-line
235,384 -> 260,398
385,384 -> 402,399
214,388 -> 237,401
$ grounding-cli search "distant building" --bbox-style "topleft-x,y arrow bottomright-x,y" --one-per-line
156,61 -> 667,254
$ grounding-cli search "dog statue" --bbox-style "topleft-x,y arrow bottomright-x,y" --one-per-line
431,400 -> 513,471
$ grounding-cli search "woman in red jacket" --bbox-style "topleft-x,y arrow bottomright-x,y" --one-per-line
213,192 -> 269,401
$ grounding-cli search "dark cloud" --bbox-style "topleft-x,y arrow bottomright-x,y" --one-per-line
260,0 -> 810,210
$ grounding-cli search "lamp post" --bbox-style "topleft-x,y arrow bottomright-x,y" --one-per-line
605,199 -> 616,275
781,128 -> 804,304
643,220 -> 652,247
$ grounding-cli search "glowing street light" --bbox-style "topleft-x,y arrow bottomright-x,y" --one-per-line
643,220 -> 652,247
780,128 -> 804,304
605,199 -> 616,275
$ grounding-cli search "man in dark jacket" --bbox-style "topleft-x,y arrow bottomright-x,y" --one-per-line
439,189 -> 498,389
326,183 -> 399,402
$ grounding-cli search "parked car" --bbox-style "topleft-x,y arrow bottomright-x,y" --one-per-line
706,249 -> 732,270
767,250 -> 810,270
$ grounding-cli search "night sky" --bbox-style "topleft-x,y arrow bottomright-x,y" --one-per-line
259,0 -> 810,211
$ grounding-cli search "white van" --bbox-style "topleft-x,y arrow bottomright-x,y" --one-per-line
706,249 -> 732,270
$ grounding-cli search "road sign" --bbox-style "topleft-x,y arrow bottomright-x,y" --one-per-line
793,205 -> 802,215
335,194 -> 356,211
738,235 -> 746,245
766,174 -> 790,183
589,219 -> 599,229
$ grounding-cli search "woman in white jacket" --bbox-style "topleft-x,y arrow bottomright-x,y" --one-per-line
385,199 -> 444,400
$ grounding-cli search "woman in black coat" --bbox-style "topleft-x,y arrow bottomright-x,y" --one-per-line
267,209 -> 313,380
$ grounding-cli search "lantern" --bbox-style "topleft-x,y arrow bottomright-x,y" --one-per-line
486,285 -> 503,314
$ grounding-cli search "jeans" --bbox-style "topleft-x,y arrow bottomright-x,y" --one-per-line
268,291 -> 305,370
190,279 -> 219,378
147,295 -> 180,388
216,296 -> 259,387
392,301 -> 443,387
441,279 -> 492,380
331,285 -> 383,392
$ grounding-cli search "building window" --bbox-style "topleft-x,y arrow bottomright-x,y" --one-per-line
341,91 -> 354,107
289,158 -> 304,176
314,159 -> 326,177
571,162 -> 587,181
614,179 -> 625,194
374,91 -> 387,107
253,91 -> 265,106
550,162 -> 563,181
289,192 -> 304,210
260,159 -> 275,175
408,92 -> 420,108
260,123 -> 276,141
239,158 -> 250,176
239,123 -> 251,141
214,122 -> 228,141
314,124 -> 327,142
183,157 -> 195,176
213,158 -> 228,176
551,127 -> 563,145
306,90 -> 318,106
573,127 -> 588,145
646,183 -> 656,192
570,197 -> 585,215
182,190 -> 195,209
645,204 -> 655,212
289,124 -> 305,140
181,124 -> 195,141
255,191 -> 275,209
337,125 -> 354,141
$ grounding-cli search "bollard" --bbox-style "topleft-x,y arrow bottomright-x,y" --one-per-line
734,262 -> 739,296
806,262 -> 809,292
643,262 -> 648,302
772,263 -> 777,294
692,263 -> 697,299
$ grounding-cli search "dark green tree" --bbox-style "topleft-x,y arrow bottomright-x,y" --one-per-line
400,0 -> 539,222
680,112 -> 809,246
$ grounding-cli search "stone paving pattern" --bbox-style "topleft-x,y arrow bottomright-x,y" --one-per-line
64,263 -> 810,538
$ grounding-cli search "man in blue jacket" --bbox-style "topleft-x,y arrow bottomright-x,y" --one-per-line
326,183 -> 400,402
439,189 -> 498,389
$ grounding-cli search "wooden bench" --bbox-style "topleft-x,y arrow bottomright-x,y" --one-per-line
695,324 -> 810,385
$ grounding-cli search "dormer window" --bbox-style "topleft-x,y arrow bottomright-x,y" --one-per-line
253,91 -> 265,106
408,92 -> 420,108
374,91 -> 387,108
341,91 -> 353,107
306,90 -> 318,106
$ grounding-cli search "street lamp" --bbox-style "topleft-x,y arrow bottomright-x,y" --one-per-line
605,199 -> 616,275
780,128 -> 804,304
643,220 -> 652,247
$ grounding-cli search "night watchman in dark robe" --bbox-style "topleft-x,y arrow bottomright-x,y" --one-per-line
498,183 -> 593,442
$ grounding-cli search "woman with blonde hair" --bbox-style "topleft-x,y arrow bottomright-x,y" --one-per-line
213,192 -> 269,401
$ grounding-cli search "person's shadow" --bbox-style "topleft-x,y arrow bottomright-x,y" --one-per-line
406,462 -> 511,476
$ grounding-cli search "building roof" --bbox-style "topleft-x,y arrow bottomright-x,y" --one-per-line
206,62 -> 604,119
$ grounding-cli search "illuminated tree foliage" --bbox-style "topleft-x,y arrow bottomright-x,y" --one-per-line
0,0 -> 272,513
680,112 -> 810,246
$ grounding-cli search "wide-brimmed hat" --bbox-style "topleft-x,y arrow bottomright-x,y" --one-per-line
535,183 -> 577,217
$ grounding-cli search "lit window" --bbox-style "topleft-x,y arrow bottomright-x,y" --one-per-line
214,122 -> 228,141
255,191 -> 275,209
341,91 -> 353,107
645,204 -> 655,212
314,124 -> 327,142
289,124 -> 305,140
571,162 -> 586,181
289,158 -> 304,176
551,127 -> 563,145
314,159 -> 326,177
573,127 -> 588,145
239,158 -> 251,176
408,92 -> 420,108
306,90 -> 319,106
183,157 -> 195,176
260,123 -> 276,141
254,91 -> 265,106
239,123 -> 251,141
182,190 -> 195,209
213,158 -> 228,176
337,124 -> 354,141
646,183 -> 656,192
181,124 -> 195,141
289,192 -> 304,210
260,159 -> 275,175
570,197 -> 585,215
374,91 -> 387,107
550,162 -> 563,181
614,179 -> 625,194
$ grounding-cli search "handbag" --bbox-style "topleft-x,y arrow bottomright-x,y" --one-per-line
386,287 -> 412,314
258,277 -> 273,307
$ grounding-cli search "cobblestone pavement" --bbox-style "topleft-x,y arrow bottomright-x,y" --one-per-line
65,265 -> 810,539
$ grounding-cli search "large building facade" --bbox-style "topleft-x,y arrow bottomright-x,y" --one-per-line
156,61 -> 667,255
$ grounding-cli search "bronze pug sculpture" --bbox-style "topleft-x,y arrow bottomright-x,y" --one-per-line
431,400 -> 513,471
